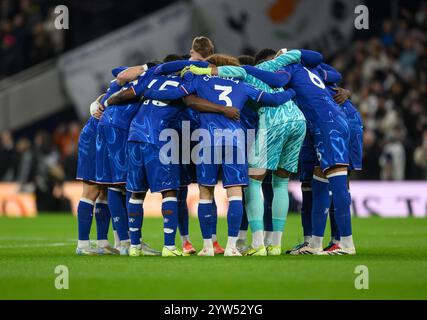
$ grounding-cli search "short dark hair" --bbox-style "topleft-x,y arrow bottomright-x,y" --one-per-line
237,55 -> 255,66
163,54 -> 183,63
146,60 -> 162,68
254,48 -> 276,65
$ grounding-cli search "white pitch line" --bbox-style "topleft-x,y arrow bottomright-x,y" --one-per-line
0,242 -> 73,249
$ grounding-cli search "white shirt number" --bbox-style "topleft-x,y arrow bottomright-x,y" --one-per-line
214,85 -> 233,106
144,79 -> 180,107
304,67 -> 325,89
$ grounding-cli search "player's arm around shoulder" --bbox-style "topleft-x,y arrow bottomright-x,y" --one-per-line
256,49 -> 302,72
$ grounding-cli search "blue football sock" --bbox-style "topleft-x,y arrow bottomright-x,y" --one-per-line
77,198 -> 94,241
162,197 -> 178,246
328,173 -> 352,237
301,183 -> 313,238
228,196 -> 243,237
262,180 -> 273,232
311,177 -> 330,237
124,191 -> 130,228
240,192 -> 249,231
127,198 -> 144,246
329,196 -> 340,241
211,199 -> 218,236
108,188 -> 129,241
177,186 -> 189,237
198,200 -> 213,239
95,200 -> 110,241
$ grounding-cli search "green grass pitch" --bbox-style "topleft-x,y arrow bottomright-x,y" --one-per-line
0,214 -> 426,300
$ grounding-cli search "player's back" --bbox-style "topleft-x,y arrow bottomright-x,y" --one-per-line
281,64 -> 344,123
128,74 -> 186,145
192,75 -> 249,134
99,79 -> 140,131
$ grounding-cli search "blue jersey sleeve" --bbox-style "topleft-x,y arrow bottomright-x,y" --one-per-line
101,80 -> 123,104
244,83 -> 295,106
257,89 -> 296,106
154,60 -> 209,75
243,65 -> 291,87
319,63 -> 342,84
300,49 -> 323,68
144,81 -> 196,101
111,66 -> 129,77
130,67 -> 157,97
241,65 -> 289,87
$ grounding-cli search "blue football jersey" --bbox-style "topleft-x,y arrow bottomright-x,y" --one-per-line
278,64 -> 345,123
325,85 -> 359,119
99,69 -> 154,131
128,74 -> 187,145
181,75 -> 266,146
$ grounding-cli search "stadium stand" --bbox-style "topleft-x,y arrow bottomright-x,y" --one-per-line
0,0 -> 426,190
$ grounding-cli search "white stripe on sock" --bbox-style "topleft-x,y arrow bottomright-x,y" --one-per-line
129,198 -> 143,204
327,171 -> 348,178
164,228 -> 174,234
95,199 -> 108,205
108,187 -> 122,192
199,199 -> 213,204
80,198 -> 95,206
162,197 -> 178,203
313,175 -> 328,183
228,196 -> 242,202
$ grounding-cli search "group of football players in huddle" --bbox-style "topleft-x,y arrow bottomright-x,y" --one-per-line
75,36 -> 363,257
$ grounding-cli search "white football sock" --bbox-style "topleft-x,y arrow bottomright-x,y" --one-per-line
304,236 -> 312,243
309,236 -> 323,248
212,234 -> 217,242
165,245 -> 176,250
264,231 -> 273,246
181,235 -> 190,243
203,239 -> 213,248
238,230 -> 247,241
113,230 -> 120,247
340,235 -> 354,248
97,239 -> 110,248
227,236 -> 238,248
130,244 -> 141,249
252,230 -> 264,248
78,240 -> 90,248
272,231 -> 282,246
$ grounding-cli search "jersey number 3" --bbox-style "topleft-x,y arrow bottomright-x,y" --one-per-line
214,85 -> 233,106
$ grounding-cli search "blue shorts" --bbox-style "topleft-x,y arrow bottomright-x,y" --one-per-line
313,112 -> 350,172
197,145 -> 248,187
127,141 -> 180,193
95,125 -> 128,184
76,119 -> 98,182
298,123 -> 317,182
347,114 -> 363,171
180,163 -> 197,186
179,141 -> 197,186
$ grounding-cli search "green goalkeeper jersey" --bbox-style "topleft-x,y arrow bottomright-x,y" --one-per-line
217,50 -> 306,129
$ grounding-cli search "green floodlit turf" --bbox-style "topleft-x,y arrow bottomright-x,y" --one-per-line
0,214 -> 426,300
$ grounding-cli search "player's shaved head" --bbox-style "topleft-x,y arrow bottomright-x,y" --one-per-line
205,54 -> 239,67
191,36 -> 215,61
237,55 -> 255,66
163,54 -> 183,63
254,48 -> 277,65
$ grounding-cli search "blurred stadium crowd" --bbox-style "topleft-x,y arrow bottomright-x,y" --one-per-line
0,0 -> 426,192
